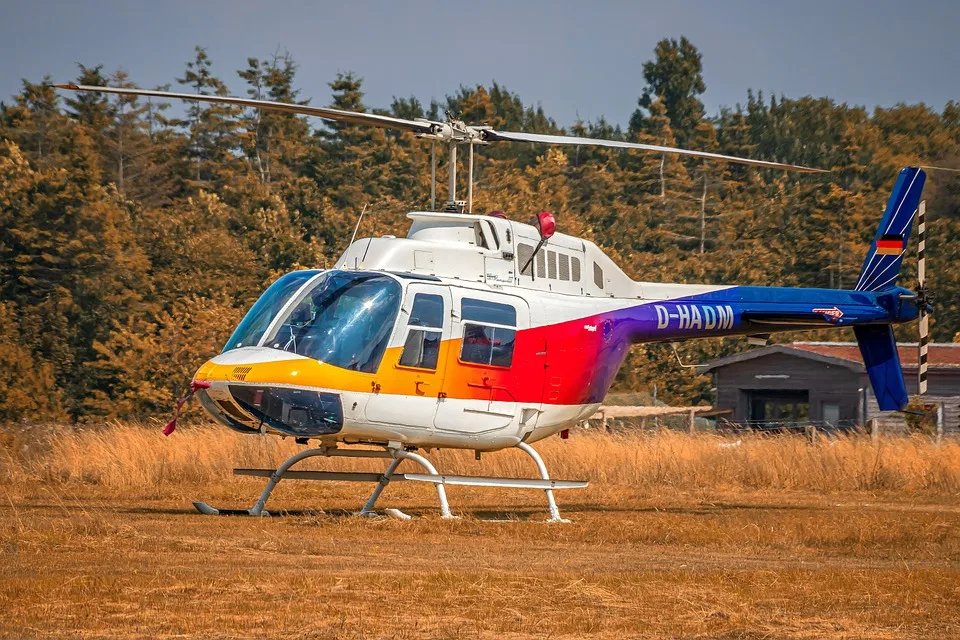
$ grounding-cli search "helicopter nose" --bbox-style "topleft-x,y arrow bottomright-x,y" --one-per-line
193,347 -> 344,437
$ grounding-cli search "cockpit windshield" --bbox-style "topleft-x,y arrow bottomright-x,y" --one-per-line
261,271 -> 402,373
223,270 -> 322,353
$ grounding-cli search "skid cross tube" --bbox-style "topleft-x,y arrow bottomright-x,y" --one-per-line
248,447 -> 329,515
516,442 -> 566,522
358,449 -> 454,518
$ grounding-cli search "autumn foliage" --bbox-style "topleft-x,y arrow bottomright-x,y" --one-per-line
2,40 -> 960,421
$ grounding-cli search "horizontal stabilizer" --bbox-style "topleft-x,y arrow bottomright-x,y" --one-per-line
854,325 -> 908,411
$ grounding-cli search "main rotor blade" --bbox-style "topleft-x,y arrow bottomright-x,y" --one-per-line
483,129 -> 827,173
54,84 -> 437,135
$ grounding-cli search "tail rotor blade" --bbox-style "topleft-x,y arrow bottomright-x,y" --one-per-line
917,200 -> 928,396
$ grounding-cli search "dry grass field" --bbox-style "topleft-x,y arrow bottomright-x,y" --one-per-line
3,423 -> 960,639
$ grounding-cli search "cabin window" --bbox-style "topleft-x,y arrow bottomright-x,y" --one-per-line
462,298 -> 516,325
572,257 -> 581,281
593,262 -> 604,289
558,254 -> 570,281
399,293 -> 444,370
517,243 -> 534,277
547,250 -> 557,279
459,298 -> 517,368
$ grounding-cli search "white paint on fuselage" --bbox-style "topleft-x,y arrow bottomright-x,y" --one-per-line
209,346 -> 309,365
203,376 -> 597,451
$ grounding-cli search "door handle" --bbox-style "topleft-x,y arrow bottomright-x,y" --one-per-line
415,380 -> 430,395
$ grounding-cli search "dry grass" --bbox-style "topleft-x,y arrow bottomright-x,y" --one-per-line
2,423 -> 960,639
5,421 -> 960,495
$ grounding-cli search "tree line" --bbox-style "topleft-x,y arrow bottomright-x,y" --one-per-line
2,37 -> 959,422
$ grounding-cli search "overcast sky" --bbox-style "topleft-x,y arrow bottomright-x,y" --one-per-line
2,0 -> 958,129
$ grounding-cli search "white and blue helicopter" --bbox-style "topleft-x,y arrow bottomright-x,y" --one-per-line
57,84 -> 931,521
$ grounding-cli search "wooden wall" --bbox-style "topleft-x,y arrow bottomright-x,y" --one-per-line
713,352 -> 862,424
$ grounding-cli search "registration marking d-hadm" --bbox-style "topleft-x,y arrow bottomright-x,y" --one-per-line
654,304 -> 735,331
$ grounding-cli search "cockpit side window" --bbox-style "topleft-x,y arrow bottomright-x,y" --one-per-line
398,293 -> 444,370
222,270 -> 321,352
459,298 -> 517,368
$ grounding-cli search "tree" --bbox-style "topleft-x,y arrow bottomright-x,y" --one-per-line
0,78 -> 72,169
0,302 -> 65,422
175,46 -> 243,190
101,68 -> 155,196
238,52 -> 310,185
629,37 -> 706,147
0,138 -> 150,414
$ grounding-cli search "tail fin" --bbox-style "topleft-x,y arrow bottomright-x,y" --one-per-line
854,167 -> 926,292
854,325 -> 908,411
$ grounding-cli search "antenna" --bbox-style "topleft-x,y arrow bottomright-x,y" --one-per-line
430,141 -> 436,211
349,203 -> 368,247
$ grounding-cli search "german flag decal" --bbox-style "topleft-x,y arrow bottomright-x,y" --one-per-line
875,234 -> 903,255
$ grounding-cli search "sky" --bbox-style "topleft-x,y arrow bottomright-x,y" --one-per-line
1,0 -> 958,129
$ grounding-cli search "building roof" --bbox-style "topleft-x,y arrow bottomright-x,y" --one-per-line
791,342 -> 960,368
699,341 -> 960,373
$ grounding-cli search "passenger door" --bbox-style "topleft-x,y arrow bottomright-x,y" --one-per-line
365,283 -> 451,430
435,290 -> 537,436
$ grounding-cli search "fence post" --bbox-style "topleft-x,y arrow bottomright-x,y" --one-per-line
869,418 -> 880,442
937,403 -> 944,445
688,409 -> 696,434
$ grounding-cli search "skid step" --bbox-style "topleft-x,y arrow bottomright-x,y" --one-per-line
403,473 -> 588,489
233,468 -> 586,490
234,469 -> 408,482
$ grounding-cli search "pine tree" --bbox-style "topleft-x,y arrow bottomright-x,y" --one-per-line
0,78 -> 71,169
629,37 -> 706,148
238,52 -> 310,186
102,68 -> 154,197
0,137 -> 150,414
175,46 -> 243,190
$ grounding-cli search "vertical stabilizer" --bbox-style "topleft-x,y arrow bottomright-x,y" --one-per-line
854,167 -> 925,292
854,325 -> 908,411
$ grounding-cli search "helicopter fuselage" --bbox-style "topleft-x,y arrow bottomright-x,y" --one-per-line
192,210 -> 917,451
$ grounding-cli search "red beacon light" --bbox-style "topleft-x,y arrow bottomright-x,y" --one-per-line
520,211 -> 558,276
533,211 -> 556,239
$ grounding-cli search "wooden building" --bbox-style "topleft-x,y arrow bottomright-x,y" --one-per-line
699,342 -> 960,434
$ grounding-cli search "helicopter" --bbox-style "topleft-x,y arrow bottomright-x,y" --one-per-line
56,84 -> 930,522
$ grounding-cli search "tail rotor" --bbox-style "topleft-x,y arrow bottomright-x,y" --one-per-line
916,200 -> 932,396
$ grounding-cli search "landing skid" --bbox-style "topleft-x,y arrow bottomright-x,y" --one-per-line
193,441 -> 585,522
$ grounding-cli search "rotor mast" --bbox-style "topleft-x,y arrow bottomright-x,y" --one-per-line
418,115 -> 485,213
